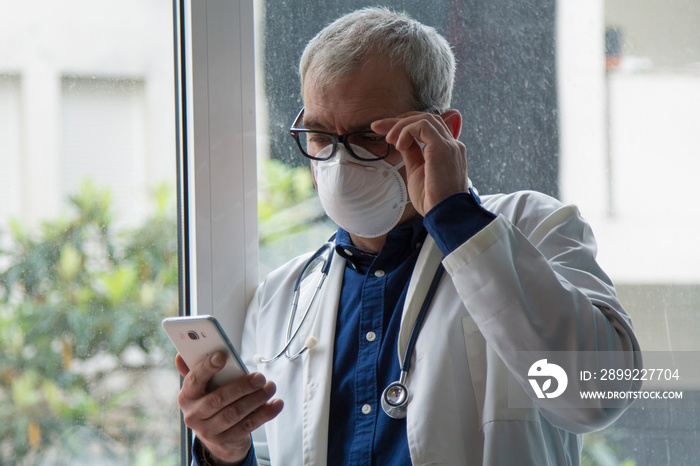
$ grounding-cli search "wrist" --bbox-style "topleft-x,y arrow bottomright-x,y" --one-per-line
423,190 -> 495,256
200,442 -> 248,466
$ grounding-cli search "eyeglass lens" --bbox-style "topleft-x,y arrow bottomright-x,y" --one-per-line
297,131 -> 390,161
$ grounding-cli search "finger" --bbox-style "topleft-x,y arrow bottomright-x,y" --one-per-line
175,353 -> 189,377
215,397 -> 284,441
201,398 -> 284,463
402,111 -> 452,134
180,351 -> 226,400
372,113 -> 451,142
191,379 -> 278,438
393,119 -> 448,152
371,108 -> 445,131
370,111 -> 421,134
181,372 -> 268,425
210,380 -> 278,435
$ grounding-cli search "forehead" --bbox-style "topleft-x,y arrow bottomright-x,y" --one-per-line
302,58 -> 414,132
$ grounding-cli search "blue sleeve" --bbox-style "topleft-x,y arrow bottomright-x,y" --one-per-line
423,190 -> 496,257
192,436 -> 257,466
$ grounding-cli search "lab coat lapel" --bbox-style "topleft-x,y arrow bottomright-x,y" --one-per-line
301,250 -> 345,465
397,234 -> 443,361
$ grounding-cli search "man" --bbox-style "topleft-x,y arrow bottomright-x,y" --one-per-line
177,7 -> 640,465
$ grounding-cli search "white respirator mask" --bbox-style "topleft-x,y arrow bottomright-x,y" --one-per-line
312,144 -> 409,238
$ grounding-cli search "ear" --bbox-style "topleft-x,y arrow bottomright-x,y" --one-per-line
441,109 -> 462,139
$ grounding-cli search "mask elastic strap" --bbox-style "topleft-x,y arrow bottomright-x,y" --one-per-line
392,160 -> 405,171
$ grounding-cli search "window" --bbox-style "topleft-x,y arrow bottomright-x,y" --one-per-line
62,77 -> 149,223
0,1 -> 179,463
3,0 -> 697,464
253,1 -> 700,465
256,1 -> 560,275
560,1 -> 700,464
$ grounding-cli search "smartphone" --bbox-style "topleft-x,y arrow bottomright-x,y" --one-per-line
162,315 -> 249,390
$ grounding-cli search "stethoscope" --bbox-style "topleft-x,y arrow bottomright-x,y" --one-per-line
253,241 -> 335,364
253,240 -> 445,420
381,262 -> 444,419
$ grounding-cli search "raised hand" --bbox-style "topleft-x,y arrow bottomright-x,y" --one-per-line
372,110 -> 468,216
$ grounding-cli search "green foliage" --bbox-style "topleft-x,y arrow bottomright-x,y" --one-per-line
257,158 -> 326,243
0,180 -> 179,464
258,157 -> 316,221
582,431 -> 637,466
256,158 -> 338,276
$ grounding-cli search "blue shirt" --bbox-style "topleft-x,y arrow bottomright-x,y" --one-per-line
327,191 -> 495,465
193,191 -> 495,466
327,214 -> 425,465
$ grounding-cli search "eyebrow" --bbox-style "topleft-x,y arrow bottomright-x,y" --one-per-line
302,117 -> 374,134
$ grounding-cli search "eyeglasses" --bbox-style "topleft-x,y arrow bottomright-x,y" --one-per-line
289,107 -> 392,162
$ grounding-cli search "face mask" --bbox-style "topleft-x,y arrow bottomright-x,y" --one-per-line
312,144 -> 409,238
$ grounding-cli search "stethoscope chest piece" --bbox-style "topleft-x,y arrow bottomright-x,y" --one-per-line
381,379 -> 409,419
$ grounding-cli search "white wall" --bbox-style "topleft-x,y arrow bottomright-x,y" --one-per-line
556,0 -> 608,220
558,0 -> 700,284
0,76 -> 22,222
606,0 -> 700,70
601,72 -> 700,283
0,0 -> 174,228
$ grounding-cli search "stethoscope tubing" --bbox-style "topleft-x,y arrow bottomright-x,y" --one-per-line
255,242 -> 334,364
256,237 -> 446,421
382,262 -> 445,418
400,263 -> 445,374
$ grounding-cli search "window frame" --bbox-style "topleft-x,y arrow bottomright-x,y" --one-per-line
175,0 -> 258,462
174,1 -> 700,464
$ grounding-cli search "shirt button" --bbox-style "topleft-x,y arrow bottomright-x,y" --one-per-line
361,404 -> 372,415
374,270 -> 385,278
343,248 -> 353,256
366,331 -> 377,342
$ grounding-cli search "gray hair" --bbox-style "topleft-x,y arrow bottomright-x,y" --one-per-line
299,7 -> 456,113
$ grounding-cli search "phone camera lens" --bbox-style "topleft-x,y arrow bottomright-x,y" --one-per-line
187,331 -> 199,340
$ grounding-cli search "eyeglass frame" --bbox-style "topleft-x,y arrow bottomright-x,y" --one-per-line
289,107 -> 394,162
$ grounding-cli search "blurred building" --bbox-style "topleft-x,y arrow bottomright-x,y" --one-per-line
0,0 -> 175,229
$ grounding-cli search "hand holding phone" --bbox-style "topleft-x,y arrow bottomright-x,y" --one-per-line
162,315 -> 248,390
166,315 -> 284,463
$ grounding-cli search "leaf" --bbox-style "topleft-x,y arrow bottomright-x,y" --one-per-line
98,265 -> 138,303
59,244 -> 82,282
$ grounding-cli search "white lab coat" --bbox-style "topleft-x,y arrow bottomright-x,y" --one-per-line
240,190 -> 640,465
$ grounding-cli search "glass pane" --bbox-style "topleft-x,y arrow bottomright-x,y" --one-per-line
256,0 -> 560,274
560,0 -> 700,464
256,0 -> 336,277
257,0 -> 700,464
0,1 -> 179,464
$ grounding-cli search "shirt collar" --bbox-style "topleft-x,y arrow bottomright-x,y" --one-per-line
334,217 -> 427,274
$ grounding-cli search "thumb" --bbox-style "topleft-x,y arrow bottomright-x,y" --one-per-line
175,353 -> 190,377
